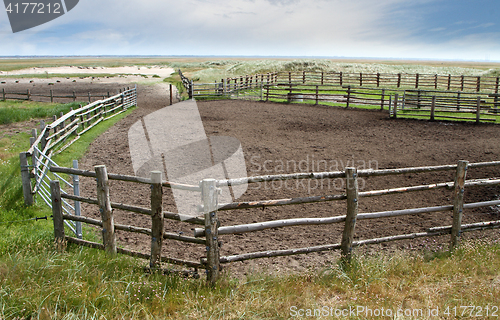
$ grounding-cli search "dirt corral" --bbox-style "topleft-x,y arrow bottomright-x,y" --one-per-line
65,82 -> 498,277
6,79 -> 498,276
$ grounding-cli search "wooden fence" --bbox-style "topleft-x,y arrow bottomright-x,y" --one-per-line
20,86 -> 137,210
48,160 -> 500,284
179,70 -> 279,99
182,71 -> 500,99
275,71 -> 500,93
1,87 -> 129,103
260,83 -> 499,122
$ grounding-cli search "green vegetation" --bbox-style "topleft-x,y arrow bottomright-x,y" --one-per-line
0,100 -> 82,125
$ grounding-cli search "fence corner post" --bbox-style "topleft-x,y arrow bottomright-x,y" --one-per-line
341,168 -> 359,264
20,152 -> 34,206
50,180 -> 65,249
150,171 -> 164,268
476,97 -> 481,124
95,165 -> 116,255
450,160 -> 468,250
201,179 -> 220,285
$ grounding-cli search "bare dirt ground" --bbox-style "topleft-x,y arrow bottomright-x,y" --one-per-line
4,79 -> 500,277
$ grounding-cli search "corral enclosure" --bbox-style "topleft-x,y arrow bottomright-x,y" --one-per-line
71,96 -> 500,277
9,65 -> 499,279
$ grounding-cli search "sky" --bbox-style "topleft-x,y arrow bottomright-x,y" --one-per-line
1,0 -> 499,61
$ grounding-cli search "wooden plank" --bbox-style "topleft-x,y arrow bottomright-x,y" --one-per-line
95,165 -> 116,254
150,171 -> 163,268
163,211 -> 205,225
194,215 -> 347,237
451,161 -> 468,249
216,194 -> 346,211
430,220 -> 500,233
219,242 -> 342,263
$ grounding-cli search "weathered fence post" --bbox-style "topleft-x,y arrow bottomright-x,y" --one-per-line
415,73 -> 419,89
450,160 -> 468,249
150,171 -> 164,268
397,73 -> 401,88
376,73 -> 380,87
260,81 -> 264,101
27,89 -> 31,101
460,75 -> 464,91
315,85 -> 319,105
457,92 -> 461,111
430,96 -> 436,121
51,180 -> 65,249
169,84 -> 173,105
266,84 -> 269,102
190,80 -> 194,100
202,179 -> 220,285
341,168 -> 359,263
95,165 -> 116,254
88,92 -> 91,103
476,97 -> 481,123
50,89 -> 54,103
339,72 -> 343,86
476,76 -> 481,92
73,160 -> 82,239
393,94 -> 399,118
2,88 -> 5,101
434,74 -> 438,90
359,72 -> 363,86
380,89 -> 385,110
495,77 -> 499,94
447,74 -> 451,91
20,152 -> 34,206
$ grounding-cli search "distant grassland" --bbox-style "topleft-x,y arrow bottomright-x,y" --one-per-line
2,57 -> 499,83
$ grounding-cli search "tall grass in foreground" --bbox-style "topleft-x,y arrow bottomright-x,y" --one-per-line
0,238 -> 499,319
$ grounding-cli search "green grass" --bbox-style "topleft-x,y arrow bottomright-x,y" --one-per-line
0,100 -> 82,125
0,237 -> 499,319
